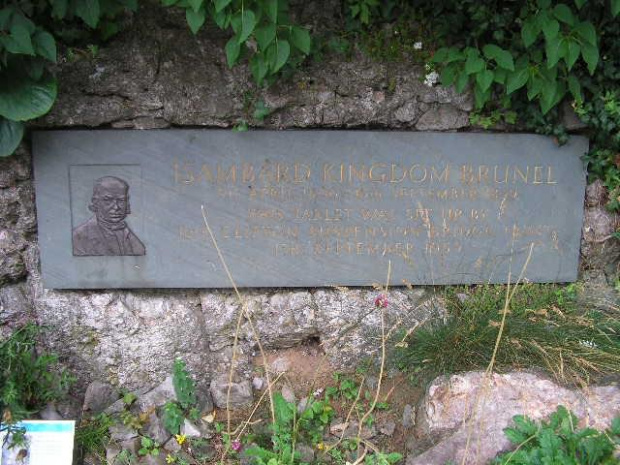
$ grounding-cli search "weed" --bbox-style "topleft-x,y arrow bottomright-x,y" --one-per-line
394,284 -> 620,386
75,413 -> 114,460
493,406 -> 620,464
138,436 -> 160,456
0,324 -> 74,425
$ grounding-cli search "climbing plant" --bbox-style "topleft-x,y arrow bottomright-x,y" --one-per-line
2,0 -> 620,211
0,0 -> 137,156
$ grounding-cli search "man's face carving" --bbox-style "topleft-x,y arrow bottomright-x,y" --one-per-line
92,178 -> 129,223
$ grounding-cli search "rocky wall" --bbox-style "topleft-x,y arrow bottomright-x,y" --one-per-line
0,2 -> 618,398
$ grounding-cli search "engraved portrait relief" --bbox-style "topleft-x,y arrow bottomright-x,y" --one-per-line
72,176 -> 146,256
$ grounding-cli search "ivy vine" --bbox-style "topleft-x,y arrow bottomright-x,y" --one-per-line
1,0 -> 620,213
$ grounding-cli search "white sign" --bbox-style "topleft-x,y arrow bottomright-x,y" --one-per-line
0,421 -> 75,465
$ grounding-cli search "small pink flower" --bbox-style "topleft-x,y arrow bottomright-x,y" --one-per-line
231,440 -> 242,452
374,294 -> 388,308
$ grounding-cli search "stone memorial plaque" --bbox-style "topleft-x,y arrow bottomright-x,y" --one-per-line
33,130 -> 588,289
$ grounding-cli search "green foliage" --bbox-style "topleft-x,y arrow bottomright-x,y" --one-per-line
0,0 -> 136,157
161,358 -> 197,434
494,406 -> 620,464
137,436 -> 160,456
245,391 -> 337,465
430,2 -> 601,114
172,359 -> 196,409
162,400 -> 184,435
394,284 -> 620,385
0,324 -> 73,424
162,0 -> 311,86
75,413 -> 114,460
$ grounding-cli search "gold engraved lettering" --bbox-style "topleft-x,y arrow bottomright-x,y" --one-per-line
201,165 -> 215,183
349,164 -> 367,183
369,163 -> 387,182
242,163 -> 255,183
409,164 -> 427,183
217,164 -> 237,183
390,164 -> 407,183
294,164 -> 311,183
174,162 -> 196,185
513,166 -> 529,183
478,165 -> 489,183
494,166 -> 509,184
258,163 -> 276,184
431,165 -> 450,183
533,166 -> 543,184
276,163 -> 289,183
460,164 -> 474,184
360,209 -> 394,221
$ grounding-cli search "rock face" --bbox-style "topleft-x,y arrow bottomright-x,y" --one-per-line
407,371 -> 620,465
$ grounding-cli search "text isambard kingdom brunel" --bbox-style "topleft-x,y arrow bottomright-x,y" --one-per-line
173,159 -> 561,268
32,131 -> 587,287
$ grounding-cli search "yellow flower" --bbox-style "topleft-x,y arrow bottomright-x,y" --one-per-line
316,442 -> 325,451
166,455 -> 176,464
175,434 -> 187,445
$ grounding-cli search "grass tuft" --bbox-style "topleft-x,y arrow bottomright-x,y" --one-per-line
394,284 -> 620,386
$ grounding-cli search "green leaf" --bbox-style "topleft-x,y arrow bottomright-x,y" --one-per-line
612,0 -> 620,16
474,85 -> 490,109
581,42 -> 599,74
476,69 -> 494,92
1,23 -> 34,55
537,0 -> 551,8
575,21 -> 597,45
540,79 -> 558,114
50,0 -> 68,19
546,35 -> 566,68
504,427 -> 529,445
213,9 -> 229,28
431,47 -> 450,62
574,0 -> 586,8
553,4 -> 575,25
542,19 -> 560,41
33,31 -> 57,62
264,0 -> 278,23
290,26 -> 311,55
440,64 -> 457,86
0,73 -> 57,121
273,392 -> 294,425
506,67 -> 529,94
521,18 -> 540,47
527,76 -> 544,100
225,36 -> 241,67
214,0 -> 232,13
237,10 -> 256,44
483,44 -> 515,70
161,0 -> 178,6
273,39 -> 290,72
455,72 -> 469,93
464,49 -> 484,75
255,24 -> 276,51
494,68 -> 507,84
0,117 -> 23,157
186,7 -> 206,34
187,0 -> 203,13
565,39 -> 580,70
0,8 -> 13,29
75,0 -> 101,28
250,55 -> 268,84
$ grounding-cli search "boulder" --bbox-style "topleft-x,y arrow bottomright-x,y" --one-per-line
209,374 -> 253,408
407,371 -> 620,465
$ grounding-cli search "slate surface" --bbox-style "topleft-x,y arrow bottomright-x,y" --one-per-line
33,130 -> 588,288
